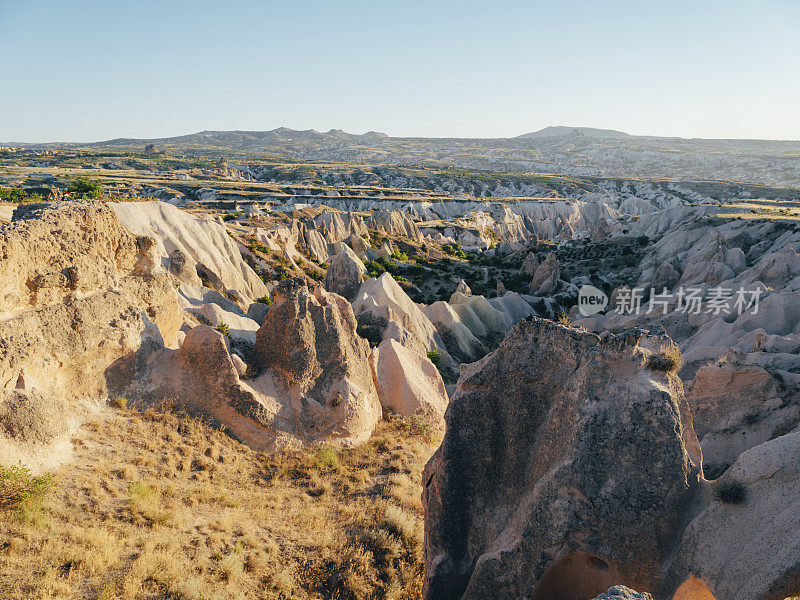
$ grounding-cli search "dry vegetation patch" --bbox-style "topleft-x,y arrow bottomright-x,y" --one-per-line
0,406 -> 438,600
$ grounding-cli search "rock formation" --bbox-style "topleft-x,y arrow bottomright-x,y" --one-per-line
591,587 -> 653,600
247,278 -> 382,445
324,245 -> 367,301
423,318 -> 702,600
528,251 -> 561,295
353,273 -> 457,380
374,339 -> 448,429
521,251 -> 540,276
0,201 -> 182,468
111,201 -> 268,301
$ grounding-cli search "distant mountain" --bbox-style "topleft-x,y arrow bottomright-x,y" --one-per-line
82,128 -> 390,149
516,126 -> 632,139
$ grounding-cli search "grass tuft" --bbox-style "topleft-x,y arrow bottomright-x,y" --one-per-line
649,344 -> 682,373
712,478 -> 748,504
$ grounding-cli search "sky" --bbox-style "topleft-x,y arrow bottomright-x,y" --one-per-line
1,0 -> 799,142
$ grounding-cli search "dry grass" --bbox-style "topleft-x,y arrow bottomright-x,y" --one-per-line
648,344 -> 682,374
0,406 -> 438,600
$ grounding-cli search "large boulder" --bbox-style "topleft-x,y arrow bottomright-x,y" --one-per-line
130,325 -> 290,450
324,245 -> 367,301
423,318 -> 702,600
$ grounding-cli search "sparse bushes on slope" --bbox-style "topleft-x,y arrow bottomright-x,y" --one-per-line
0,407 -> 436,600
0,463 -> 52,517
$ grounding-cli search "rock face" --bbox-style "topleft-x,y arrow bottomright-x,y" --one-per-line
324,245 -> 367,301
528,251 -> 561,295
668,431 -> 800,600
248,278 -> 382,445
454,279 -> 471,295
132,325 -> 287,449
0,201 -> 182,469
686,353 -> 798,478
111,201 -> 268,301
353,273 -> 456,380
521,251 -> 539,276
374,339 -> 448,429
423,318 -> 702,600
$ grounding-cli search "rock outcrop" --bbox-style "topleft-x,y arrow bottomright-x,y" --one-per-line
521,251 -> 539,276
423,318 -> 702,600
0,201 -> 182,469
353,273 -> 456,380
248,278 -> 382,445
324,245 -> 367,301
374,339 -> 448,429
111,201 -> 268,301
591,587 -> 653,600
686,353 -> 798,478
528,251 -> 561,295
669,431 -> 800,600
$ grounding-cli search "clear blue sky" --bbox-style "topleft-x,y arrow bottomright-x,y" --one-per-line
1,0 -> 799,142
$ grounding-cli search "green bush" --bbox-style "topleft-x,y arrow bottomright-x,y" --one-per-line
427,350 -> 441,366
68,177 -> 103,199
364,256 -> 398,279
0,463 -> 52,515
215,322 -> 230,337
442,243 -> 466,258
0,186 -> 41,204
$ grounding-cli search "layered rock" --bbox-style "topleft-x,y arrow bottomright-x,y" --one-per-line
423,318 -> 702,600
111,200 -> 268,301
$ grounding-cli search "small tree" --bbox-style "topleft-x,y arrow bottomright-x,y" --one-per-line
68,178 -> 103,199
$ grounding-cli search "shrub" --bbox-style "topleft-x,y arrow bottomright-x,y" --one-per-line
248,240 -> 270,254
255,295 -> 273,306
215,322 -> 230,337
649,344 -> 682,373
427,350 -> 441,366
0,463 -> 52,514
442,242 -> 465,258
68,177 -> 103,199
315,448 -> 340,471
712,478 -> 748,504
0,186 -> 40,203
